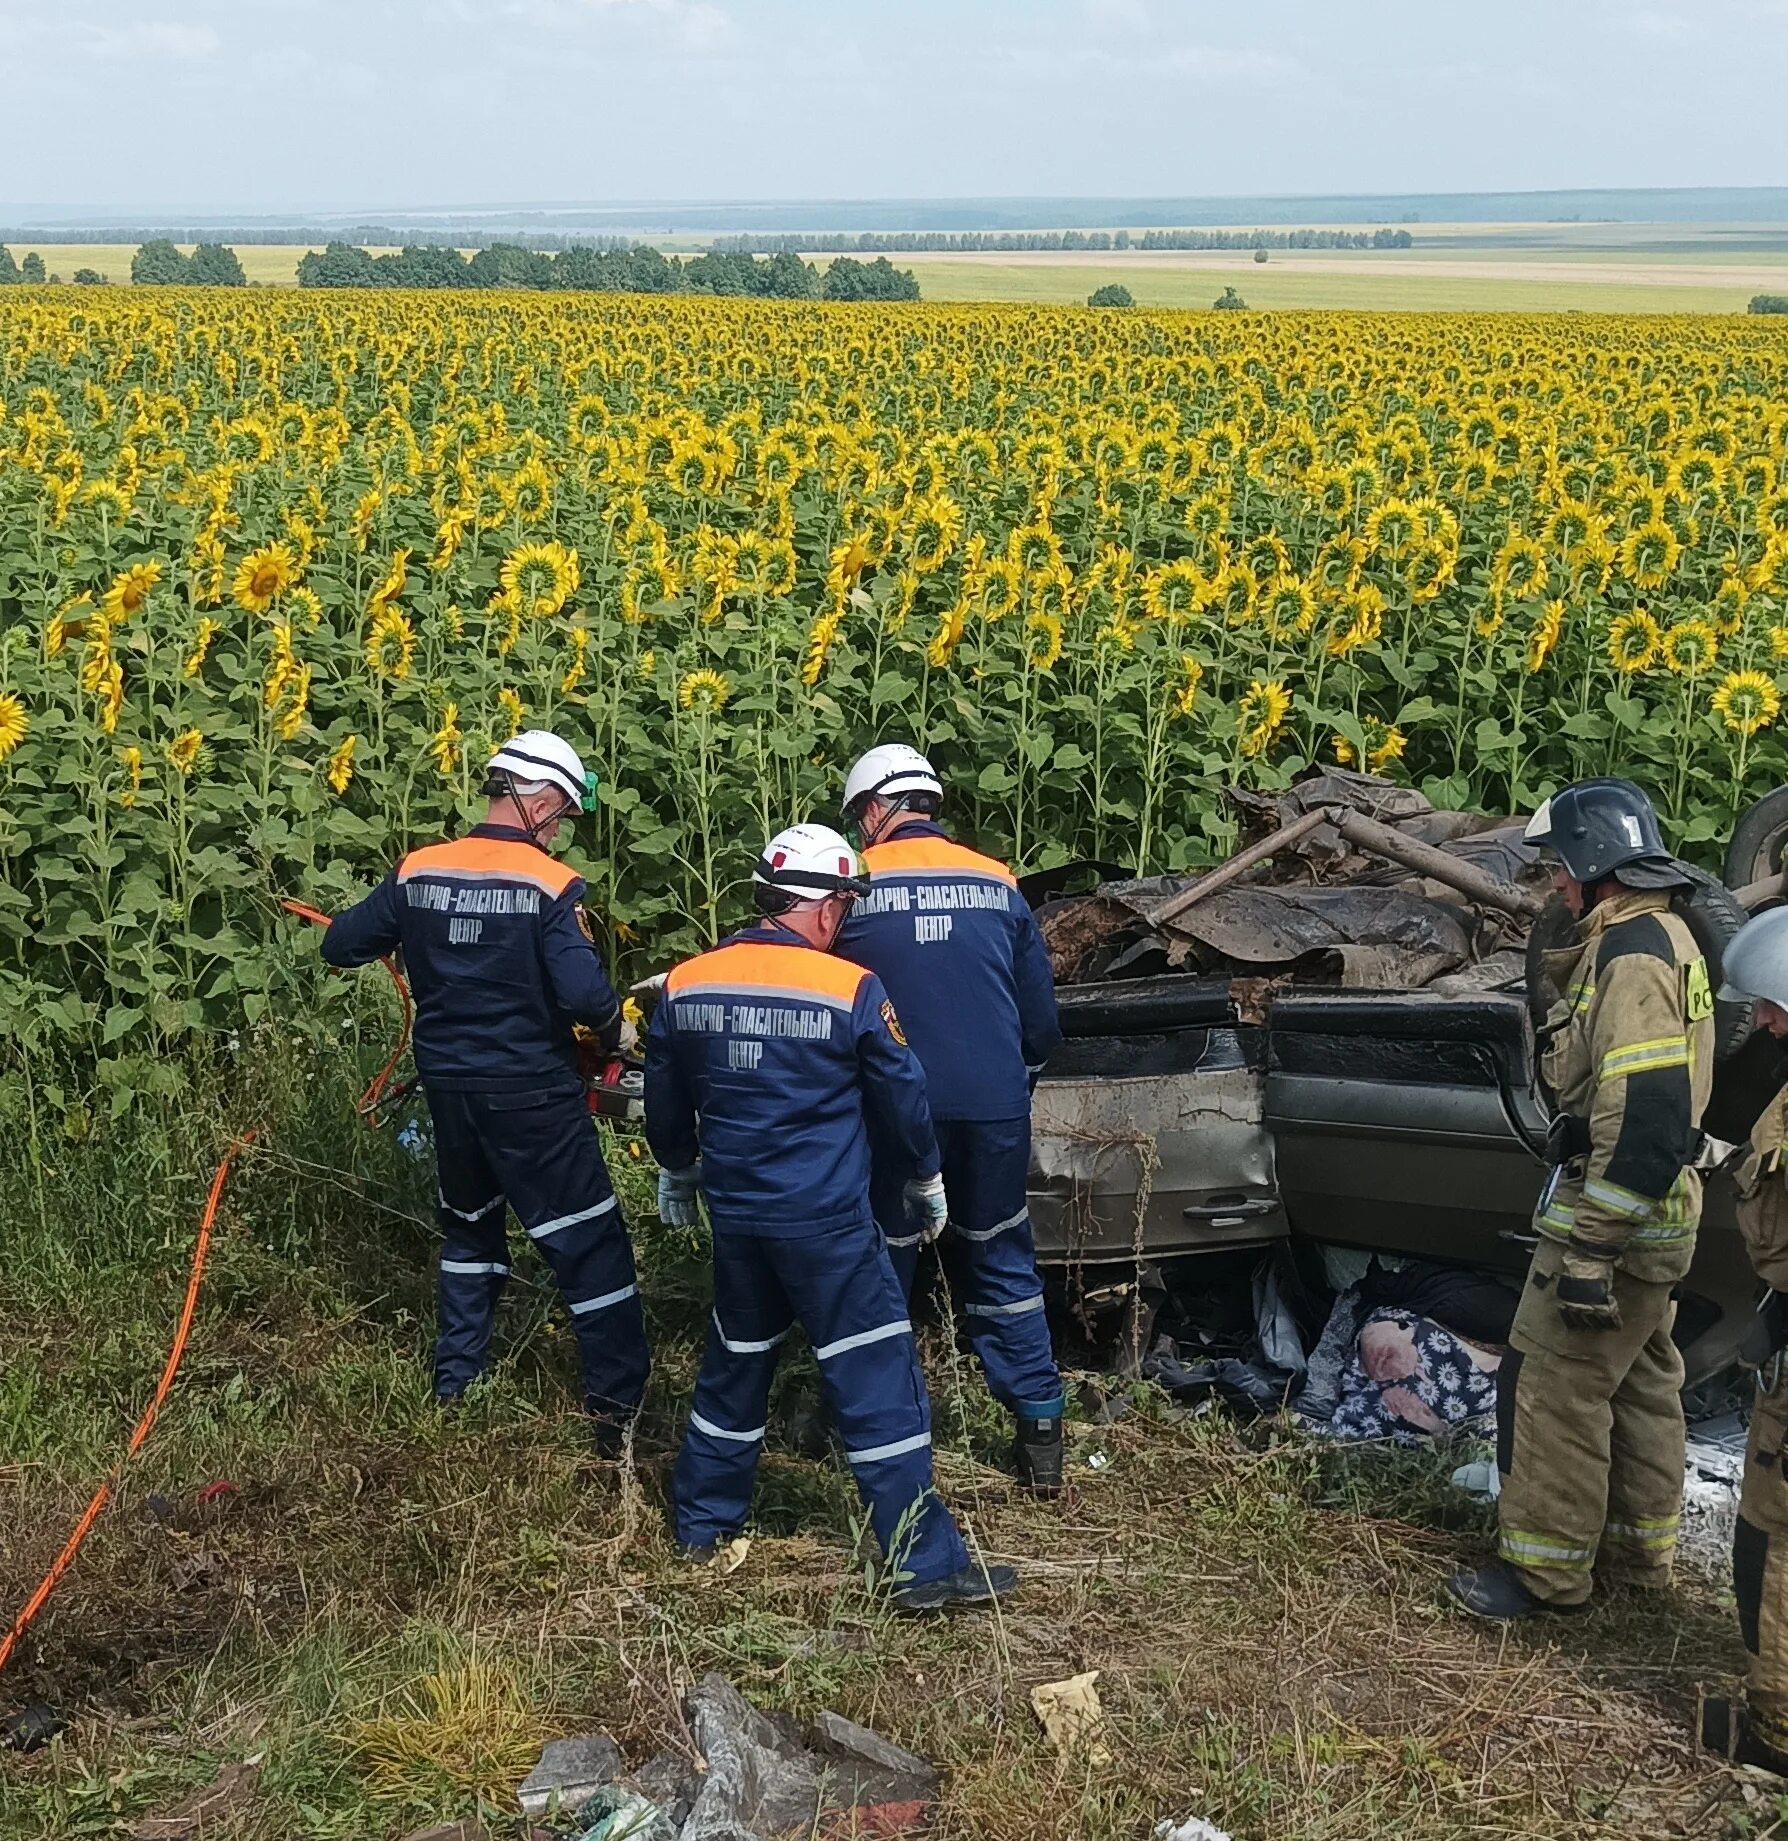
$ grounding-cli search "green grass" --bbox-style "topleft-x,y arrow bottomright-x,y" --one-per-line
0,1030 -> 1768,1838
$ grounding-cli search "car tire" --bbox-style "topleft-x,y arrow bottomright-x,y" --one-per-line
1724,786 -> 1788,897
1524,862 -> 1752,1064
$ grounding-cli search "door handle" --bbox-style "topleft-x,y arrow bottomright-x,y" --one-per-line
1181,1195 -> 1280,1220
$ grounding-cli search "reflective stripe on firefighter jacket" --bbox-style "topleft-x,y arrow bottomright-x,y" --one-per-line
320,822 -> 621,1092
835,820 -> 1062,1122
643,922 -> 939,1235
1533,888 -> 1715,1284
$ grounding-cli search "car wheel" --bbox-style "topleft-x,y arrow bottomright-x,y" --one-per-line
1724,786 -> 1788,896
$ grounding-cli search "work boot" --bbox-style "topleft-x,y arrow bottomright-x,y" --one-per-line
1445,1562 -> 1589,1621
1702,1697 -> 1788,1776
674,1541 -> 718,1564
892,1561 -> 1018,1615
1013,1411 -> 1065,1498
589,1414 -> 634,1462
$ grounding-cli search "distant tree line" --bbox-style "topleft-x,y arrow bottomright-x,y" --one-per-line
712,227 -> 1416,253
1,225 -> 650,251
295,242 -> 920,300
130,241 -> 247,285
1750,294 -> 1788,315
0,247 -> 110,284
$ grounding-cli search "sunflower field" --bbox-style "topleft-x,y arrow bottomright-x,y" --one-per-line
3,292 -> 1788,1081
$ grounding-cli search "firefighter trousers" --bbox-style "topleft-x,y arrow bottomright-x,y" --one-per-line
1496,1242 -> 1683,1605
1736,1366 -> 1788,1748
427,1085 -> 649,1425
672,1218 -> 971,1588
874,1115 -> 1064,1419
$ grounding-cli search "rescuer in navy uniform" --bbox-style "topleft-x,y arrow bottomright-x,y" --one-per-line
645,822 -> 1015,1613
321,730 -> 648,1452
834,744 -> 1067,1496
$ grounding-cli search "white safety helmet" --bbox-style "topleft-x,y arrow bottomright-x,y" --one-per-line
752,823 -> 871,903
842,743 -> 943,819
1720,906 -> 1788,1008
488,730 -> 595,811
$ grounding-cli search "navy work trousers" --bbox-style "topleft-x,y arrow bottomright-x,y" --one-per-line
672,1218 -> 970,1588
427,1085 -> 649,1423
874,1115 -> 1064,1417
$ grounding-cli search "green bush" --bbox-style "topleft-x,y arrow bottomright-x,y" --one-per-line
1088,283 -> 1134,308
1749,294 -> 1788,315
1214,286 -> 1249,310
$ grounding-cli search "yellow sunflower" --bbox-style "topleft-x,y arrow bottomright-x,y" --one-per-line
166,727 -> 203,777
1171,654 -> 1204,720
429,703 -> 462,777
326,734 -> 358,796
231,541 -> 299,614
0,693 -> 27,765
1661,618 -> 1719,678
1607,610 -> 1662,674
1712,670 -> 1781,737
102,561 -> 161,621
678,668 -> 731,715
1237,678 -> 1292,760
1618,517 -> 1682,590
1526,599 -> 1566,675
365,607 -> 415,681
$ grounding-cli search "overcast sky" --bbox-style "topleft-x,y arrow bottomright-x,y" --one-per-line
2,0 -> 1784,215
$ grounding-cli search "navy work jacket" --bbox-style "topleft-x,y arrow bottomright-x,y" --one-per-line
643,921 -> 938,1236
321,823 -> 620,1092
836,820 -> 1062,1121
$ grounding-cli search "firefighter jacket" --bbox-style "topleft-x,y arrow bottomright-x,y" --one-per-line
643,921 -> 939,1237
321,822 -> 621,1092
835,819 -> 1062,1121
1535,887 -> 1714,1284
1737,1088 -> 1788,1292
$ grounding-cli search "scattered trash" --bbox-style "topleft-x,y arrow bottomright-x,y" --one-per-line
1451,1459 -> 1500,1501
129,1757 -> 261,1839
195,1480 -> 238,1506
0,1702 -> 65,1753
680,1673 -> 937,1841
518,1732 -> 625,1819
1154,1818 -> 1235,1841
1085,1451 -> 1110,1471
573,1787 -> 679,1841
716,1536 -> 752,1576
1030,1670 -> 1113,1767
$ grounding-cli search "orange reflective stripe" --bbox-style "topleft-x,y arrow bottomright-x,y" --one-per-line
862,837 -> 1017,887
397,837 -> 579,899
666,941 -> 867,1003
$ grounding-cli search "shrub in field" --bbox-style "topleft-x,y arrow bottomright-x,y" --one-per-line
1214,285 -> 1248,309
3,293 -> 1788,1091
1750,294 -> 1788,315
1088,284 -> 1135,308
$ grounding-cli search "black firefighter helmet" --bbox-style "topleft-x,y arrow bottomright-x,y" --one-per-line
1524,778 -> 1688,890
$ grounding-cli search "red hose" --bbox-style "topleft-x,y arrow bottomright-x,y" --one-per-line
280,898 -> 414,1123
0,1132 -> 256,1678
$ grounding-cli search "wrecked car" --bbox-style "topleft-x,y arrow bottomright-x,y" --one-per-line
1022,771 -> 1770,1385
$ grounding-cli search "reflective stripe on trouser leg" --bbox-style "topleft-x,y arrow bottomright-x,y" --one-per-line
474,1086 -> 649,1420
427,1086 -> 510,1398
780,1219 -> 968,1587
673,1233 -> 794,1549
1495,1261 -> 1675,1605
1601,1302 -> 1685,1580
1740,1375 -> 1788,1744
938,1116 -> 1064,1413
869,1158 -> 923,1300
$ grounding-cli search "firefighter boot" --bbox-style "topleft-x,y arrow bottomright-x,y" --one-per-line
1446,1561 -> 1590,1621
1702,1696 -> 1788,1777
1014,1409 -> 1064,1498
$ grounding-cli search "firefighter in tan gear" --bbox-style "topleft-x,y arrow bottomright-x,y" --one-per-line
1449,778 -> 1714,1620
1700,906 -> 1788,1774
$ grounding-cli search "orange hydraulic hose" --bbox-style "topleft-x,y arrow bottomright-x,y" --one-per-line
0,1131 -> 257,1678
280,898 -> 414,1123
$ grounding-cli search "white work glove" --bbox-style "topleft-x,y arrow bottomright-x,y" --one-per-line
902,1172 -> 948,1247
657,1162 -> 702,1228
618,1014 -> 641,1056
